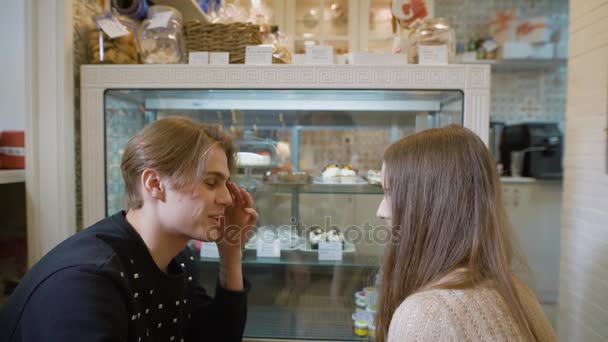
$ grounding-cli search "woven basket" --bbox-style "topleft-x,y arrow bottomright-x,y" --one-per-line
184,21 -> 263,64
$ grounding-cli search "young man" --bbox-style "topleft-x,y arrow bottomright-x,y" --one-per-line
0,117 -> 257,342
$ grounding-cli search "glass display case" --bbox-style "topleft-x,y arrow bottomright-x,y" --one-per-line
81,64 -> 489,341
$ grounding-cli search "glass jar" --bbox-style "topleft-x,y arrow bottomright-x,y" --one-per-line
88,13 -> 139,64
407,18 -> 456,65
353,320 -> 368,337
137,5 -> 186,64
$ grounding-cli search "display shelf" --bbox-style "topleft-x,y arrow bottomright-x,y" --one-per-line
248,182 -> 383,195
196,263 -> 376,341
83,64 -> 490,342
461,58 -> 567,71
202,250 -> 381,268
500,176 -> 537,184
0,170 -> 25,185
244,305 -> 369,341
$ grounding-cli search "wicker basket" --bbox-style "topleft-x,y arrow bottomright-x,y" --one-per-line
184,20 -> 263,64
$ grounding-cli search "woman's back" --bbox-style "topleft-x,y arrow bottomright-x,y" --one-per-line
387,276 -> 556,342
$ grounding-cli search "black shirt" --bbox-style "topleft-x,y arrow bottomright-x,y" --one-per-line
0,211 -> 249,342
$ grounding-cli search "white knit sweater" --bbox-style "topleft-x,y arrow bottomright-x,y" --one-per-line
387,278 -> 556,341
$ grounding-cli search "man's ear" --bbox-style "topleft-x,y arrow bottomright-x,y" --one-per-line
141,169 -> 165,201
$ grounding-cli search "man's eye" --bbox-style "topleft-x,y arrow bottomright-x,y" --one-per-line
205,180 -> 216,187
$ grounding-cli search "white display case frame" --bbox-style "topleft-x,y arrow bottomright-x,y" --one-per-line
80,64 -> 490,229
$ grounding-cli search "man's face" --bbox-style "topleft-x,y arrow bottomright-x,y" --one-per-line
157,146 -> 233,242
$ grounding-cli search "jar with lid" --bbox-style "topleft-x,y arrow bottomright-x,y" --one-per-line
407,18 -> 456,65
137,5 -> 186,64
354,320 -> 368,337
88,13 -> 139,64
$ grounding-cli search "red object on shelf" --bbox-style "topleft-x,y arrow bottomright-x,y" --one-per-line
0,131 -> 25,169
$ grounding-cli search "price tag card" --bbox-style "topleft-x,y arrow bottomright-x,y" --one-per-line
245,45 -> 273,65
418,45 -> 448,65
305,45 -> 334,65
318,241 -> 342,261
257,239 -> 281,258
291,54 -> 306,65
210,52 -> 230,65
147,11 -> 173,29
189,52 -> 209,65
200,242 -> 219,259
96,17 -> 130,39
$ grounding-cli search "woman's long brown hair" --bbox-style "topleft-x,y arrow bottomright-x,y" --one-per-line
375,125 -> 537,341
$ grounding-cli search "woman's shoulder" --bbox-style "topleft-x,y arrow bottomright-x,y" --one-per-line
389,286 -> 521,342
388,289 -> 461,341
394,286 -> 490,317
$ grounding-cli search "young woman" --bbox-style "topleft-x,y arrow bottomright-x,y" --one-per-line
375,125 -> 556,341
0,117 -> 257,342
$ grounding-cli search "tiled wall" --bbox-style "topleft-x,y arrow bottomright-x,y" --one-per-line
435,0 -> 569,126
559,0 -> 608,340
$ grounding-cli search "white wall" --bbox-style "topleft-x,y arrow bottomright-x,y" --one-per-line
558,0 -> 608,341
0,0 -> 26,130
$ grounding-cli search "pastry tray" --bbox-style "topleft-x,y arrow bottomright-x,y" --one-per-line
313,176 -> 368,185
245,236 -> 356,253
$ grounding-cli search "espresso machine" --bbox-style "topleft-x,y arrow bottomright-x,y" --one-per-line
499,122 -> 563,179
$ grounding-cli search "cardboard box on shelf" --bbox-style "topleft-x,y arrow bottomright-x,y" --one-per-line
555,40 -> 568,59
529,43 -> 554,59
0,131 -> 25,169
502,41 -> 555,59
516,17 -> 552,44
502,42 -> 532,59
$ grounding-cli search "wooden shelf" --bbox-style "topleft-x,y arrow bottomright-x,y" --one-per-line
460,58 -> 567,71
0,170 -> 25,185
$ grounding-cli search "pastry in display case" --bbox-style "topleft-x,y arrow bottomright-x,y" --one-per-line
80,64 -> 489,341
316,164 -> 366,185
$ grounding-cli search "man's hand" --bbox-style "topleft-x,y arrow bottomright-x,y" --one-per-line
215,182 -> 257,290
217,182 -> 257,253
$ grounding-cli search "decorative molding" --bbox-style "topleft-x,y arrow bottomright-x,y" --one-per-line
80,64 -> 490,226
464,89 -> 491,145
25,0 -> 76,265
81,64 -> 488,90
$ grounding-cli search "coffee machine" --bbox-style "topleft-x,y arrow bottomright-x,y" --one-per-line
500,123 -> 563,179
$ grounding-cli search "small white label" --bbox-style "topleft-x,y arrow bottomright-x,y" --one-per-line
147,11 -> 173,29
209,52 -> 230,65
291,54 -> 306,65
189,52 -> 209,65
460,51 -> 477,62
418,45 -> 448,65
305,45 -> 334,65
257,239 -> 281,258
245,45 -> 273,65
200,242 -> 219,258
0,147 -> 25,156
318,241 -> 342,261
96,18 -> 130,39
